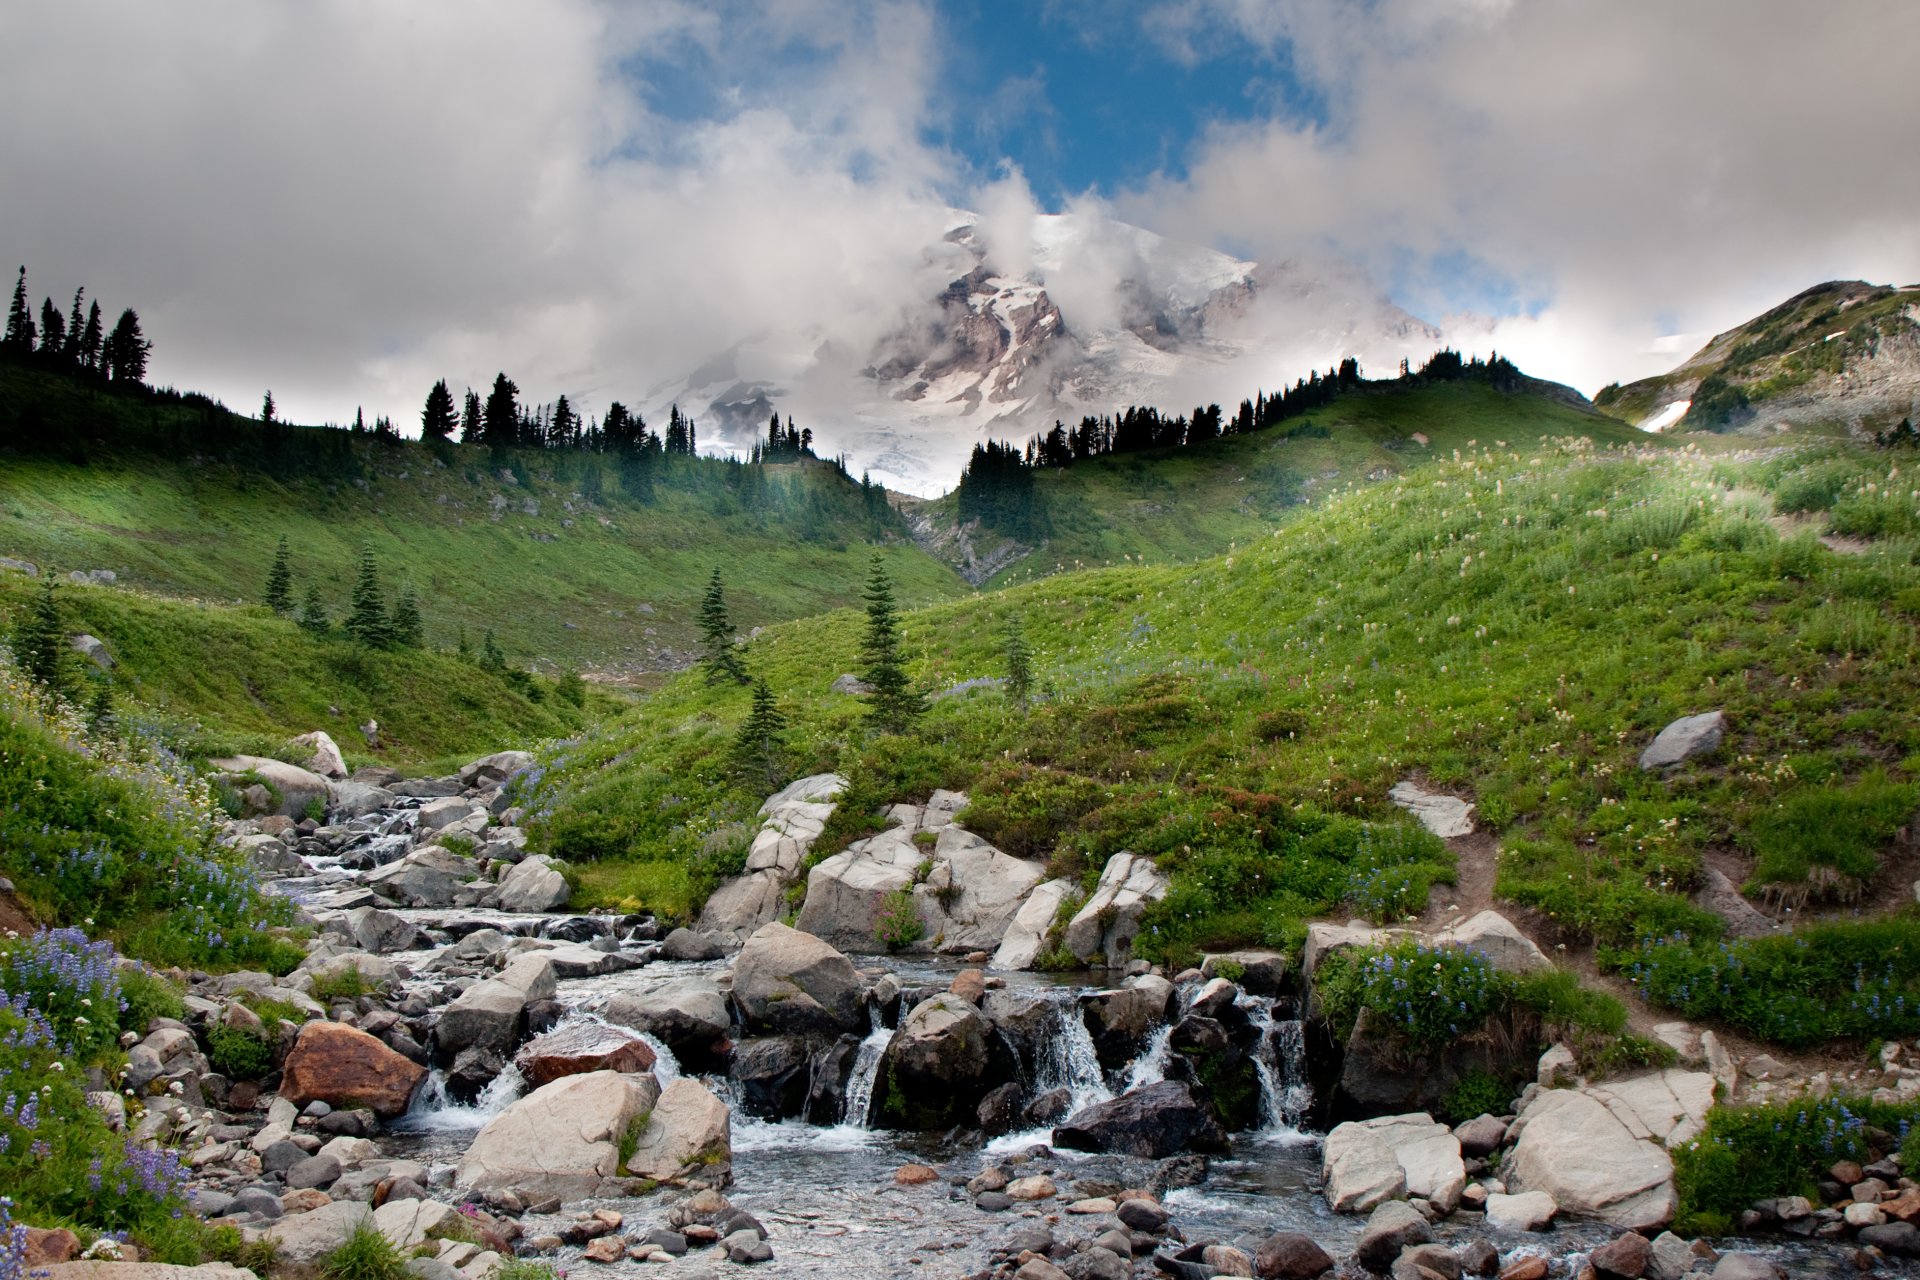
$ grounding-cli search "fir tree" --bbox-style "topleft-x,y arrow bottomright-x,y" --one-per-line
37,297 -> 65,357
732,678 -> 789,791
264,535 -> 294,614
698,568 -> 749,685
480,629 -> 506,672
1004,612 -> 1033,711
78,300 -> 104,373
483,372 -> 520,448
858,554 -> 923,732
422,378 -> 458,442
461,388 -> 482,442
297,584 -> 329,634
103,309 -> 150,384
15,577 -> 69,698
63,288 -> 85,364
87,678 -> 114,733
4,266 -> 34,355
261,390 -> 276,423
390,583 -> 423,647
556,668 -> 586,708
345,544 -> 392,647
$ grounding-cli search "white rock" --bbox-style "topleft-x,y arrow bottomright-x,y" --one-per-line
497,855 -> 570,913
1844,1201 -> 1886,1228
1061,851 -> 1170,967
1484,1190 -> 1558,1232
1639,711 -> 1725,771
623,1076 -> 732,1187
791,826 -> 925,951
456,1070 -> 662,1199
915,828 -> 1047,953
374,1198 -> 459,1248
1505,1086 -> 1677,1230
260,1200 -> 375,1263
1432,910 -> 1550,974
1323,1113 -> 1466,1214
1587,1069 -> 1717,1148
291,731 -> 349,780
1387,781 -> 1475,838
1701,1031 -> 1738,1098
1537,1043 -> 1578,1087
1302,920 -> 1401,981
990,879 -> 1075,971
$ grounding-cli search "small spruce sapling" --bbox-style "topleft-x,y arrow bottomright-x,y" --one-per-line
16,577 -> 71,698
858,554 -> 923,733
732,678 -> 789,791
698,568 -> 750,686
1003,612 -> 1033,711
264,535 -> 294,614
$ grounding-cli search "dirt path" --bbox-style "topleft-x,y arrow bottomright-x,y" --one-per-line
1421,829 -> 1500,929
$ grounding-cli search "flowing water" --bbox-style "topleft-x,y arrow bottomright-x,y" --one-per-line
839,1007 -> 893,1128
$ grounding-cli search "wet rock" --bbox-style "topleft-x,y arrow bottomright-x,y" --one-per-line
602,977 -> 732,1074
978,1081 -> 1026,1135
1253,1231 -> 1334,1278
660,928 -> 724,961
1589,1232 -> 1651,1277
1857,1221 -> 1920,1256
514,1020 -> 656,1089
436,954 -> 556,1058
1397,1243 -> 1463,1279
1006,1175 -> 1056,1201
581,1237 -> 624,1264
1456,1240 -> 1499,1277
285,1154 -> 342,1190
876,993 -> 1014,1130
1064,1246 -> 1131,1280
1485,1190 -> 1560,1234
367,846 -> 475,908
497,855 -> 570,913
730,922 -> 866,1034
1062,851 -> 1169,968
1497,1260 -> 1548,1280
624,1076 -> 732,1188
976,1191 -> 1013,1211
1353,1200 -> 1432,1271
1081,985 -> 1170,1070
279,1022 -> 427,1119
1639,711 -> 1725,771
1055,1081 -> 1229,1159
1114,1197 -> 1171,1234
731,1036 -> 814,1120
1025,1088 -> 1074,1126
457,1069 -> 662,1198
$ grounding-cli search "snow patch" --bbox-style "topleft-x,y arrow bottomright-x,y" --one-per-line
1642,399 -> 1691,432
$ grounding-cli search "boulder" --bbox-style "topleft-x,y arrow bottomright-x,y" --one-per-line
327,780 -> 395,820
279,1022 -> 427,1119
1334,1004 -> 1535,1119
211,755 -> 332,820
1253,1232 -> 1335,1279
515,1020 -> 657,1088
1053,1081 -> 1230,1159
1062,852 -> 1170,967
660,928 -> 724,962
696,870 -> 789,940
790,826 -> 924,952
1387,781 -> 1475,839
367,846 -> 476,908
1322,1113 -> 1466,1214
1639,711 -> 1725,772
990,879 -> 1076,971
743,776 -> 842,876
1707,1258 -> 1780,1280
731,1037 -> 814,1120
914,828 -> 1048,953
603,977 -> 732,1073
456,1069 -> 662,1198
1484,1191 -> 1558,1232
875,993 -> 1011,1130
345,905 -> 424,955
461,751 -> 535,788
261,1199 -> 376,1263
830,673 -> 874,695
435,955 -> 556,1057
1590,1233 -> 1652,1278
497,855 -> 571,913
730,922 -> 866,1034
291,731 -> 349,780
1432,911 -> 1550,975
1200,950 -> 1291,996
624,1077 -> 732,1188
1081,984 -> 1170,1070
417,796 -> 487,835
1584,1069 -> 1716,1148
1301,920 -> 1401,984
232,833 -> 311,879
1506,1087 -> 1677,1230
1453,1113 -> 1508,1158
1353,1200 -> 1432,1272
373,1198 -> 460,1250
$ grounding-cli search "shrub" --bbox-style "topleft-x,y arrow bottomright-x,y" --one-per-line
205,1023 -> 274,1080
0,927 -> 123,1061
1438,1070 -> 1513,1125
1745,772 -> 1918,888
874,888 -> 924,952
1316,940 -> 1504,1047
319,1224 -> 409,1280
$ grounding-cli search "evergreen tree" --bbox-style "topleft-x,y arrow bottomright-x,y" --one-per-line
698,568 -> 749,685
483,372 -> 520,448
4,267 -> 34,355
422,378 -> 458,442
87,678 -> 114,733
460,388 -> 482,442
480,629 -> 506,672
345,544 -> 392,647
858,554 -> 923,732
263,535 -> 294,614
1003,612 -> 1033,711
14,577 -> 69,698
731,678 -> 789,791
297,585 -> 329,634
556,668 -> 586,708
63,288 -> 85,364
261,390 -> 276,423
103,309 -> 150,384
456,625 -> 473,660
390,584 -> 423,647
78,300 -> 104,373
37,297 -> 65,357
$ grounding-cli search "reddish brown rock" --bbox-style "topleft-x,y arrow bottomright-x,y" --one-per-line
950,968 -> 987,1004
24,1229 -> 80,1267
514,1021 -> 657,1089
895,1163 -> 941,1185
1883,1189 -> 1920,1224
1499,1261 -> 1549,1280
279,1021 -> 427,1119
1253,1231 -> 1333,1279
583,1237 -> 625,1263
1590,1231 -> 1651,1278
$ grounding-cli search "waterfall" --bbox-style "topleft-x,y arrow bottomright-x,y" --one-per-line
1120,1024 -> 1174,1094
840,1007 -> 893,1128
1036,991 -> 1111,1113
396,1062 -> 525,1132
1239,996 -> 1313,1140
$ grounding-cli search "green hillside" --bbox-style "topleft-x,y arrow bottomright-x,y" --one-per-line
0,363 -> 967,676
530,430 -> 1920,1048
915,379 -> 1643,588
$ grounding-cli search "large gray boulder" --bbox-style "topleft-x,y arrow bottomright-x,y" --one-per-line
496,854 -> 570,913
1061,852 -> 1169,967
327,779 -> 397,820
1053,1081 -> 1230,1159
875,994 -> 1011,1130
290,731 -> 349,780
1639,710 -> 1725,771
455,1069 -> 660,1199
623,1077 -> 732,1188
990,879 -> 1075,971
791,826 -> 924,952
696,871 -> 789,941
1505,1085 -> 1678,1230
1431,910 -> 1550,975
344,905 -> 424,955
914,828 -> 1047,954
211,755 -> 331,820
461,750 -> 535,789
231,833 -> 312,879
434,955 -> 556,1057
260,1199 -> 375,1263
1321,1113 -> 1466,1214
603,977 -> 732,1072
730,922 -> 866,1034
366,846 -> 476,908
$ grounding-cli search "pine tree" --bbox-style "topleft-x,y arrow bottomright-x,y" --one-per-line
4,267 -> 35,355
297,585 -> 329,634
731,678 -> 789,791
261,390 -> 276,423
698,567 -> 749,685
480,629 -> 506,672
37,297 -> 65,357
460,388 -> 482,442
15,577 -> 69,698
422,378 -> 458,442
87,678 -> 114,733
63,288 -> 85,364
483,373 -> 520,448
345,544 -> 391,647
859,554 -> 923,732
1004,612 -> 1033,711
556,668 -> 586,708
78,300 -> 104,373
390,584 -> 423,647
264,535 -> 294,613
103,309 -> 150,384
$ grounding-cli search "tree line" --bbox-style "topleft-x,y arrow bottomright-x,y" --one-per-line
4,265 -> 151,386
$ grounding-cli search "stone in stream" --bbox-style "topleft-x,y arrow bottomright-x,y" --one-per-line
1254,1231 -> 1335,1278
434,953 -> 557,1058
1081,982 -> 1171,1070
1053,1081 -> 1230,1159
1589,1232 -> 1652,1278
515,1020 -> 657,1088
1484,1190 -> 1557,1232
874,992 -> 1016,1130
660,927 -> 724,961
344,905 -> 424,955
496,854 -> 571,913
1352,1200 -> 1432,1271
366,846 -> 476,908
602,976 -> 733,1074
261,1200 -> 376,1263
457,1069 -> 662,1198
1322,1113 -> 1466,1214
729,921 -> 867,1035
730,1036 -> 815,1120
278,1022 -> 427,1119
327,779 -> 396,820
624,1076 -> 733,1188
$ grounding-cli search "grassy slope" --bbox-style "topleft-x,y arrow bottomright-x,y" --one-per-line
0,364 -> 967,674
925,382 -> 1641,588
0,574 -> 588,771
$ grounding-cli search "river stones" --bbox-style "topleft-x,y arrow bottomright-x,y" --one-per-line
1353,1200 -> 1432,1271
278,1022 -> 426,1119
1485,1191 -> 1558,1232
435,955 -> 557,1058
1253,1231 -> 1334,1278
1053,1081 -> 1230,1159
730,922 -> 867,1035
602,976 -> 732,1073
457,1070 -> 662,1199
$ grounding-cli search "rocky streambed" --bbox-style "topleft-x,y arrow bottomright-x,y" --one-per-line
83,747 -> 1909,1280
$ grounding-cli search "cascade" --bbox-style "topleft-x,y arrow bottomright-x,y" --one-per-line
1240,996 -> 1313,1139
1120,1023 -> 1174,1094
840,1006 -> 894,1128
396,1062 -> 524,1132
1034,990 -> 1111,1113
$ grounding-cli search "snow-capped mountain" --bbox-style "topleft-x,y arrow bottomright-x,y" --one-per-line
647,210 -> 1444,495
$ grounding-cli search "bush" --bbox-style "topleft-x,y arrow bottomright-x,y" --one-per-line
320,1225 -> 409,1280
874,888 -> 924,952
205,1023 -> 274,1080
1316,940 -> 1505,1047
1438,1070 -> 1513,1125
1745,772 -> 1917,888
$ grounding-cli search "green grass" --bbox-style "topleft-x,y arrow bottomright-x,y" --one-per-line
319,1224 -> 410,1280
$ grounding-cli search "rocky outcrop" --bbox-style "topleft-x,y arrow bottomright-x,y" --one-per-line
290,731 -> 349,781
1505,1084 -> 1679,1230
875,994 -> 1012,1130
210,755 -> 331,820
1061,852 -> 1169,968
791,826 -> 923,951
990,878 -> 1074,970
603,977 -> 733,1074
456,1069 -> 662,1199
1387,781 -> 1475,838
697,774 -> 844,940
1053,1081 -> 1230,1159
496,854 -> 570,913
730,922 -> 866,1035
1639,710 -> 1725,771
1321,1113 -> 1466,1214
278,1022 -> 427,1119
1332,1005 -> 1536,1120
1432,910 -> 1550,975
515,1020 -> 658,1088
623,1077 -> 732,1188
914,828 -> 1047,954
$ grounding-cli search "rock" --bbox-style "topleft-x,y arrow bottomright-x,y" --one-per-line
1053,1081 -> 1230,1159
69,634 -> 113,670
1505,1087 -> 1676,1230
261,1199 -> 376,1264
1857,1221 -> 1920,1256
1201,950 -> 1291,996
1202,1244 -> 1255,1277
582,1237 -> 624,1264
1432,911 -> 1550,974
1586,1070 -> 1716,1148
1354,1200 -> 1433,1271
602,977 -> 732,1073
367,846 -> 475,908
1644,1233 -> 1695,1280
660,928 -> 724,961
722,1228 -> 772,1264
285,1154 -> 342,1190
876,993 -> 1012,1129
279,1022 -> 427,1118
1006,1175 -> 1057,1200
791,825 -> 924,951
1707,1257 -> 1780,1280
211,755 -> 332,820
24,1229 -> 80,1266
1497,1261 -> 1548,1280
1537,1043 -> 1578,1087
1115,1198 -> 1171,1233
1590,1232 -> 1651,1277
914,828 -> 1049,953
1387,781 -> 1475,838
1454,1114 -> 1508,1158
976,1191 -> 1013,1211
978,1081 -> 1026,1135
949,967 -> 987,1003
1640,710 -> 1726,772
991,879 -> 1075,971
291,731 -> 349,780
1398,1244 -> 1462,1280
461,751 -> 534,788
695,872 -> 789,941
830,673 -> 874,695
730,922 -> 866,1034
497,855 -> 571,913
1843,1200 -> 1885,1228
1456,1240 -> 1499,1277
0,557 -> 36,577
456,1069 -> 661,1198
1254,1232 -> 1334,1278
373,1198 -> 460,1249
1081,984 -> 1170,1069
1061,851 -> 1170,967
1323,1113 -> 1466,1214
328,780 -> 396,820
1302,920 -> 1400,983
1485,1190 -> 1558,1232
894,1163 -> 940,1185
1700,1031 -> 1738,1098
625,1076 -> 732,1188
436,954 -> 556,1057
345,906 -> 425,955
515,1020 -> 657,1088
